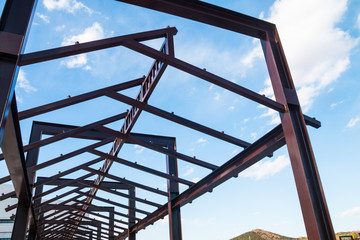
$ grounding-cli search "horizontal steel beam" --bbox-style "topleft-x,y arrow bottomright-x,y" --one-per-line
106,91 -> 251,148
34,173 -> 95,200
89,149 -> 194,186
116,124 -> 285,238
76,190 -> 150,215
34,186 -> 85,211
84,166 -> 168,196
36,176 -> 131,189
78,180 -> 162,208
19,27 -> 177,66
27,137 -> 115,172
115,0 -> 274,38
121,39 -> 285,112
33,158 -> 104,188
96,126 -> 218,170
18,77 -> 143,120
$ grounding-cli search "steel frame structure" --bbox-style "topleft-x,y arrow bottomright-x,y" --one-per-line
0,0 -> 335,239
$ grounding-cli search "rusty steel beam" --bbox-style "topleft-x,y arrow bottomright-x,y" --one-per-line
24,113 -> 126,153
75,190 -> 150,216
71,201 -> 135,230
39,209 -> 76,228
83,166 -> 168,196
33,173 -> 95,200
84,202 -> 139,222
71,33 -> 175,238
0,189 -> 16,201
78,180 -> 162,208
53,204 -> 128,231
27,136 -> 115,173
121,39 -> 285,112
89,149 -> 194,186
116,124 -> 285,239
42,219 -> 105,239
18,77 -> 142,120
96,126 -> 218,170
105,91 -> 251,148
33,158 -> 104,188
35,195 -> 83,217
115,0 -> 274,38
36,176 -> 132,189
19,27 -> 177,66
39,208 -> 81,228
34,186 -> 85,211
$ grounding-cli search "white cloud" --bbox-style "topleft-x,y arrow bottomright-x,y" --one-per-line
16,69 -> 37,93
241,44 -> 262,68
330,100 -> 344,109
244,0 -> 358,115
61,54 -> 87,68
196,138 -> 208,144
43,0 -> 93,14
340,206 -> 360,217
357,14 -> 360,30
347,117 -> 360,128
250,132 -> 257,140
61,22 -> 104,68
55,24 -> 66,31
240,154 -> 290,181
36,13 -> 50,23
182,166 -> 194,177
260,108 -> 280,125
134,144 -> 145,154
62,22 -> 104,46
214,92 -> 220,101
228,106 -> 235,111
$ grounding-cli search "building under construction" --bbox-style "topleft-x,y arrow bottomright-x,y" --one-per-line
0,0 -> 335,239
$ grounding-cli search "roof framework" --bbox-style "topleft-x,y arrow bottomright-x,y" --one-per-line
0,0 -> 335,240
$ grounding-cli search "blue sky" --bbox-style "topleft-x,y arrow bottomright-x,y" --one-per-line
1,0 -> 360,239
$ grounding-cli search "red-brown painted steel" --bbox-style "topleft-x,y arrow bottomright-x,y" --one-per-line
0,0 -> 334,239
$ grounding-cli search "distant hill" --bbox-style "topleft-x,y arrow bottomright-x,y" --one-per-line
231,229 -> 360,240
230,229 -> 297,240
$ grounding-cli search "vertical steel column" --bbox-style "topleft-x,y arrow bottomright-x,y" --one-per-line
261,30 -> 335,239
128,187 -> 136,240
96,223 -> 101,240
12,200 -> 31,239
0,0 -> 36,142
26,122 -> 43,184
96,224 -> 101,240
0,1 -> 37,239
109,209 -> 115,240
26,123 -> 44,240
166,139 -> 182,240
34,184 -> 44,236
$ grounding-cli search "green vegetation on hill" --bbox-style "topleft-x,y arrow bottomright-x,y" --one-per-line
231,229 -> 360,240
230,229 -> 296,240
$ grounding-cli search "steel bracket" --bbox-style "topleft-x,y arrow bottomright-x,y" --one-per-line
284,87 -> 300,106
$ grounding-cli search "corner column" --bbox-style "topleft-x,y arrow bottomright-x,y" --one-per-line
261,30 -> 335,240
